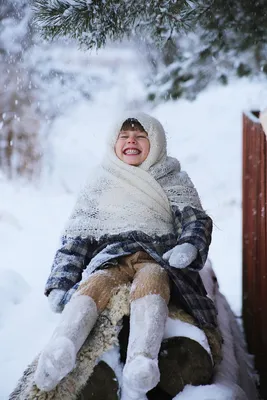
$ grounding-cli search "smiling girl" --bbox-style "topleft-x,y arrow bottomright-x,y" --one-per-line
34,113 -> 218,400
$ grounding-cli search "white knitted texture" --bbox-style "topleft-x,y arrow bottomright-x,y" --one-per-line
64,112 -> 202,240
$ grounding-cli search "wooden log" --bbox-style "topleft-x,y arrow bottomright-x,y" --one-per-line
80,315 -> 214,399
120,316 -> 213,397
157,336 -> 213,397
78,361 -> 119,400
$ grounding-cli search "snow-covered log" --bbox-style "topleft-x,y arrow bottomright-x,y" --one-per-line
9,261 -> 259,400
175,260 -> 260,400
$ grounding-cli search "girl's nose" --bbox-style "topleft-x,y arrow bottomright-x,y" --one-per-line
127,136 -> 137,143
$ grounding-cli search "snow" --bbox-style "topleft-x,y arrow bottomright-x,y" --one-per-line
0,269 -> 30,328
164,317 -> 212,360
0,40 -> 264,398
260,108 -> 267,134
99,346 -> 123,391
173,382 -> 248,400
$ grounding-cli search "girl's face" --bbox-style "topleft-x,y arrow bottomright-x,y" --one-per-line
115,129 -> 150,166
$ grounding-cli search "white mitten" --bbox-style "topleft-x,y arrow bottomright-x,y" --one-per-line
163,243 -> 198,269
48,289 -> 66,313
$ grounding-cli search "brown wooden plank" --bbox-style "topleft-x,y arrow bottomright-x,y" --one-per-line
242,112 -> 267,399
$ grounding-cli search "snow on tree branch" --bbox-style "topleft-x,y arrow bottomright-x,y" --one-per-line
31,0 -> 199,48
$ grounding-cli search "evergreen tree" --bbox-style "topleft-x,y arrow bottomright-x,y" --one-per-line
32,0 -> 267,52
32,0 -> 267,100
146,24 -> 267,101
32,0 -> 196,49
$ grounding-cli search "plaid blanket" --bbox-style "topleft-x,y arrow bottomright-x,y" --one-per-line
45,205 -> 217,328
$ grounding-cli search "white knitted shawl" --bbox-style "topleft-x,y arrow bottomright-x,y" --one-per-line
64,112 -> 202,240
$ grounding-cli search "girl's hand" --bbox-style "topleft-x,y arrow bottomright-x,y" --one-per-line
163,243 -> 197,269
48,289 -> 66,313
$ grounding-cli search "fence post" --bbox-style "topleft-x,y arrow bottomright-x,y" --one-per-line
242,111 -> 267,399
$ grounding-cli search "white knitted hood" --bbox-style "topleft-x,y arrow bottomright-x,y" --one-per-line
106,111 -> 167,171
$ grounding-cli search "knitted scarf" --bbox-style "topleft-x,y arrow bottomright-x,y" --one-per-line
64,112 -> 202,240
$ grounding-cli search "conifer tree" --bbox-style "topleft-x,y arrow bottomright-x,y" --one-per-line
32,0 -> 267,100
32,0 -> 267,52
32,0 -> 198,49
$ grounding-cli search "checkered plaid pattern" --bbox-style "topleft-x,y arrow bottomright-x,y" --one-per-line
45,205 -> 217,328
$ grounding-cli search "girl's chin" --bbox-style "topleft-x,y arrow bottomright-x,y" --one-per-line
125,160 -> 142,166
126,162 -> 141,166
123,156 -> 142,164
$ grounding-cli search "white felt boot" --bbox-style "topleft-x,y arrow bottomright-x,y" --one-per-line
34,295 -> 98,391
121,294 -> 168,400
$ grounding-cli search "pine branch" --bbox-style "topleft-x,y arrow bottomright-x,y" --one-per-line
32,0 -> 99,47
31,0 -> 267,52
31,0 -> 199,49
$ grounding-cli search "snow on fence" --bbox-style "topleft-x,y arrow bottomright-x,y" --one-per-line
242,111 -> 267,399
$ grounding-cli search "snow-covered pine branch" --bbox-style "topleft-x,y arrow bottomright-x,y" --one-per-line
31,0 -> 199,49
31,0 -> 267,102
31,0 -> 267,53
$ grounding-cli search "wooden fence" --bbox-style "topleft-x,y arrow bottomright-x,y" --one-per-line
242,111 -> 267,399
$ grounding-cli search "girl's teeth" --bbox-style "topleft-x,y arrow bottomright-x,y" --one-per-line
125,150 -> 139,154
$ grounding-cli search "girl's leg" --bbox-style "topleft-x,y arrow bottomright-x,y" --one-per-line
35,294 -> 98,391
34,268 -> 130,392
121,263 -> 170,400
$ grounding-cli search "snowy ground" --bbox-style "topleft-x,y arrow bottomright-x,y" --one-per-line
0,45 -> 266,398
